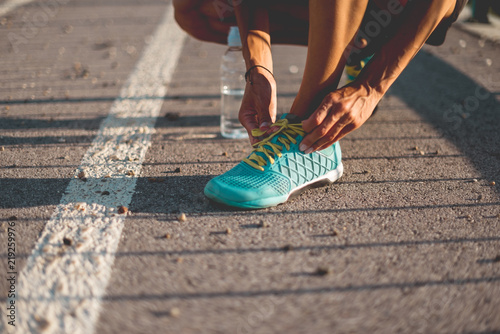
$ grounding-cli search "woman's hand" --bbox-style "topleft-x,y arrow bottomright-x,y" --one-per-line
299,84 -> 382,153
239,66 -> 277,144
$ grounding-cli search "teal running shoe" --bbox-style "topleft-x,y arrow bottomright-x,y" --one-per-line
204,114 -> 343,209
345,55 -> 373,84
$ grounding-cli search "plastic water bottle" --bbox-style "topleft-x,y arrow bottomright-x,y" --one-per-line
220,26 -> 248,139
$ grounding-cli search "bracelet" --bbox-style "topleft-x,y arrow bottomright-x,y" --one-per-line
244,65 -> 274,84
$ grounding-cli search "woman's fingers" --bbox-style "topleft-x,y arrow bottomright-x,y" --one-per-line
299,93 -> 344,153
238,67 -> 277,144
298,86 -> 376,153
302,114 -> 351,153
314,122 -> 356,152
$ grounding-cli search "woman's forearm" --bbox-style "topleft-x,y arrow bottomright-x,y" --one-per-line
356,0 -> 455,96
232,1 -> 273,71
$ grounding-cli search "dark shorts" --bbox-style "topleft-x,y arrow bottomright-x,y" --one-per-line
426,0 -> 467,46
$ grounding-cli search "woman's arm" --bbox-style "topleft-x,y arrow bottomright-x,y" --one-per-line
232,1 -> 277,142
300,0 -> 457,153
232,1 -> 272,71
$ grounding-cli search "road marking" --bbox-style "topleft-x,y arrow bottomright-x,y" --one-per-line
0,0 -> 35,17
6,5 -> 186,334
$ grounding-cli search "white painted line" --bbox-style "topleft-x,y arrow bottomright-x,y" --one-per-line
5,6 -> 186,334
0,0 -> 35,17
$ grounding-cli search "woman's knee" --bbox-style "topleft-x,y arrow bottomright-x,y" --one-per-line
173,0 -> 230,43
172,0 -> 201,34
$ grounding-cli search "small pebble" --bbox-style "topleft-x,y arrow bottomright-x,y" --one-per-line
459,39 -> 467,48
490,181 -> 496,186
164,233 -> 171,239
125,170 -> 135,176
63,237 -> 73,246
101,191 -> 110,196
259,220 -> 270,228
331,228 -> 339,236
165,112 -> 180,121
169,307 -> 181,318
226,227 -> 232,235
485,58 -> 492,67
9,215 -> 17,221
0,146 -> 4,151
35,316 -> 50,331
419,150 -> 425,156
77,171 -> 86,180
176,257 -> 183,264
412,146 -> 419,151
148,177 -> 164,183
5,106 -> 10,111
63,24 -> 73,34
118,206 -> 128,214
472,179 -> 478,183
177,213 -> 187,222
174,167 -> 181,173
289,65 -> 299,74
222,152 -> 228,157
315,266 -> 332,276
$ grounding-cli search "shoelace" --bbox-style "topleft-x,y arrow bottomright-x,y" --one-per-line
243,119 -> 305,171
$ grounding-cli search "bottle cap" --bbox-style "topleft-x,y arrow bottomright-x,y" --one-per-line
227,26 -> 242,47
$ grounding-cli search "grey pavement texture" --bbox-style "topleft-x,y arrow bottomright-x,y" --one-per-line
457,6 -> 500,43
1,1 -> 499,333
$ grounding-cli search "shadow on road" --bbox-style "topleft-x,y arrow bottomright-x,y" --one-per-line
389,50 -> 500,183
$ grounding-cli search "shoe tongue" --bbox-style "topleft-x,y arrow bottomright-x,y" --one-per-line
284,113 -> 302,124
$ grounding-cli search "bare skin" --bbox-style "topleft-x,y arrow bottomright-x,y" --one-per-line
173,0 -> 457,150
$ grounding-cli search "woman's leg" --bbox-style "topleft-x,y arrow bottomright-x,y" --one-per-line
289,0 -> 371,119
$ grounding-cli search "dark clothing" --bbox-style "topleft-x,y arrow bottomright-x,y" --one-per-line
426,0 -> 468,45
348,0 -> 468,65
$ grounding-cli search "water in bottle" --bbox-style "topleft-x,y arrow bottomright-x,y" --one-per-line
220,26 -> 248,139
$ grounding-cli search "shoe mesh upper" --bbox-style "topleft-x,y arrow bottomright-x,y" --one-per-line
273,151 -> 336,187
217,163 -> 290,195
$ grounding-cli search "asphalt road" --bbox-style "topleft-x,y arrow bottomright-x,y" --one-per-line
0,1 -> 499,333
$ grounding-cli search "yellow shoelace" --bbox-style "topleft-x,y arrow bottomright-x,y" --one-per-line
243,119 -> 305,171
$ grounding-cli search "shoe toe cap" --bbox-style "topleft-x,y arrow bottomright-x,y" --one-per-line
204,172 -> 290,205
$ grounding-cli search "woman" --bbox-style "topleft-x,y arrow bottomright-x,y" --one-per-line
173,0 -> 467,209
